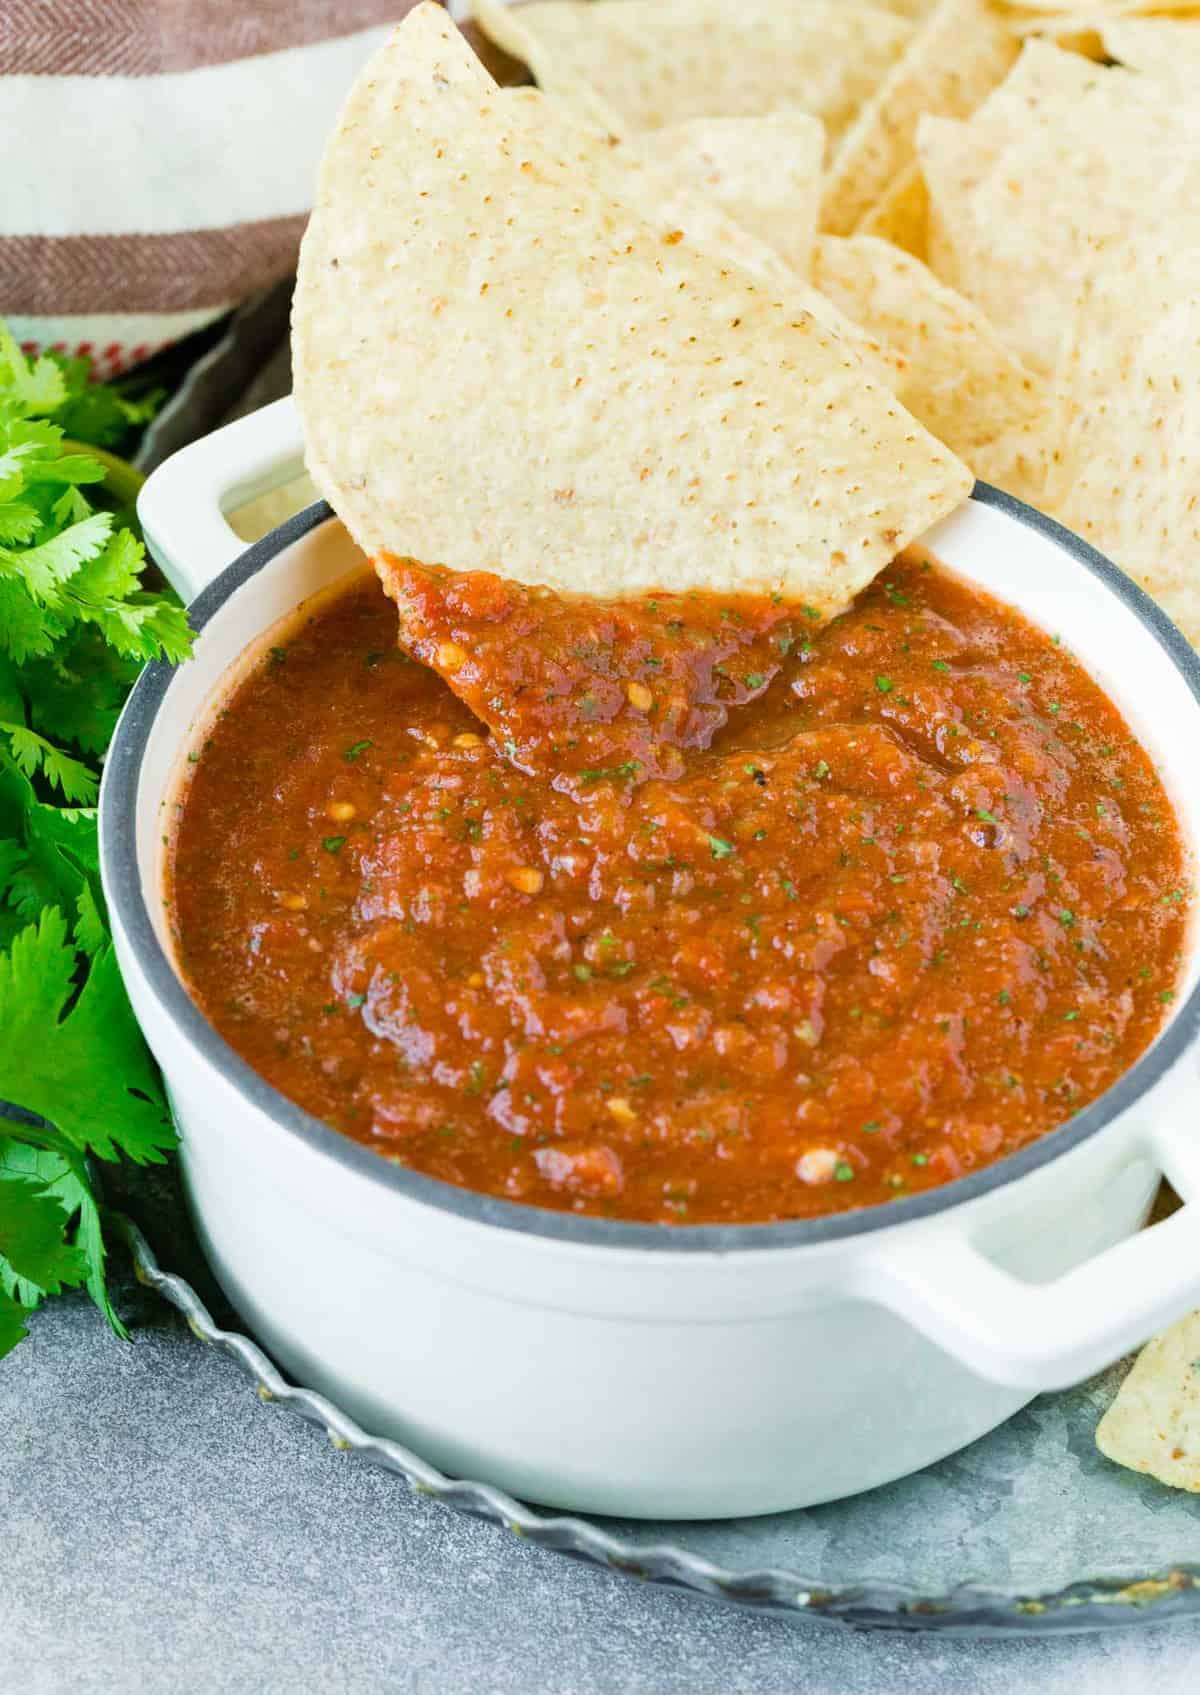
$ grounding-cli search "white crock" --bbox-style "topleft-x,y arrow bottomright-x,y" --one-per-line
100,398 -> 1200,1519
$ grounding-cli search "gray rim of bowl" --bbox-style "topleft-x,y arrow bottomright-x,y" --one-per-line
102,484 -> 1200,1254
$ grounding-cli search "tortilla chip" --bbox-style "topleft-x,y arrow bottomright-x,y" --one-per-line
1101,17 -> 1200,91
820,0 -> 1016,238
570,110 -> 908,387
1007,0 -> 1200,13
1097,1310 -> 1200,1491
855,163 -> 930,258
500,91 -> 906,392
811,234 -> 1041,455
968,416 -> 1054,508
1042,225 -> 1200,646
915,44 -> 1200,376
914,38 -> 1125,280
1003,11 -> 1107,57
293,6 -> 970,610
470,0 -> 914,147
635,111 -> 825,278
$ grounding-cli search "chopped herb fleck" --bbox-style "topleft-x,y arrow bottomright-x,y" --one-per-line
579,760 -> 641,784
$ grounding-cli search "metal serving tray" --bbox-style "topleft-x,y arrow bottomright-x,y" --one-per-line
116,1168 -> 1200,1638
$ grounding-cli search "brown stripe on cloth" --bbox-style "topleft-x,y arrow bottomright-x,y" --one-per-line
0,217 -> 308,315
0,0 -> 436,77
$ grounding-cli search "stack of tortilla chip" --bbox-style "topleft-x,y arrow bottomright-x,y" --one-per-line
471,0 -> 1047,471
469,1 -> 1200,642
910,39 -> 1200,643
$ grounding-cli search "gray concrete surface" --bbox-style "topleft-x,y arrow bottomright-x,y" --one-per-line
5,1282 -> 1200,1694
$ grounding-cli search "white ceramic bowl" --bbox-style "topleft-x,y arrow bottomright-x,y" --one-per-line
102,398 -> 1200,1519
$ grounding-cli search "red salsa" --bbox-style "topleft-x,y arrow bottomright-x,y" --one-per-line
167,554 -> 1188,1225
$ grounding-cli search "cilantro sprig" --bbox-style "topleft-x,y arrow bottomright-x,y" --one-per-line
0,328 -> 189,1361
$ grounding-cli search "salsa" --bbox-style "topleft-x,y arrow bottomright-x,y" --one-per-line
167,555 -> 1189,1225
376,556 -> 807,789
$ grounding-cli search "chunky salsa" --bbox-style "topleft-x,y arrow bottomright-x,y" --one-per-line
167,555 -> 1188,1225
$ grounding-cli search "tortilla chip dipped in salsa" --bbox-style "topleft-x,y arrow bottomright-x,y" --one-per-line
293,5 -> 970,613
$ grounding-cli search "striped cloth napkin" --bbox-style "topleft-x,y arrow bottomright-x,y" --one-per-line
1,0 -> 432,378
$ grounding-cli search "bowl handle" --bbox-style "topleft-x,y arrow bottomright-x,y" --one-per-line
855,1116 -> 1200,1390
137,397 -> 306,603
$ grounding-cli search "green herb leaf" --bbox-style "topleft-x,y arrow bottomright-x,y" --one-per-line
0,909 -> 174,1165
578,759 -> 641,784
0,1285 -> 32,1355
0,329 -> 183,1359
0,1169 -> 88,1301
